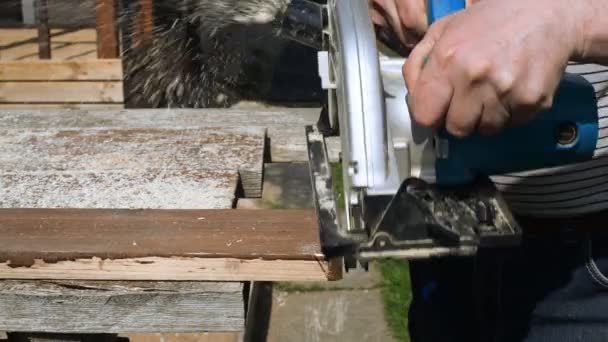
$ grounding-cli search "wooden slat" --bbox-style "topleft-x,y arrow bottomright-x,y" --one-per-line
0,280 -> 246,333
0,81 -> 123,103
0,60 -> 123,81
0,209 -> 334,281
95,0 -> 119,58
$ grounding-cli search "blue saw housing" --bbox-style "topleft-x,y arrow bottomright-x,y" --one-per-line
434,73 -> 599,185
424,0 -> 599,185
427,0 -> 466,23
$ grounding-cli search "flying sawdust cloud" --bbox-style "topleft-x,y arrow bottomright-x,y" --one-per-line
3,0 -> 293,108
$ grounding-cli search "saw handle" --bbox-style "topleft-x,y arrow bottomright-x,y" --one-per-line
434,73 -> 599,185
424,1 -> 599,185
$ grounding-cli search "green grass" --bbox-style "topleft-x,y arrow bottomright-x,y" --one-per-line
380,260 -> 412,342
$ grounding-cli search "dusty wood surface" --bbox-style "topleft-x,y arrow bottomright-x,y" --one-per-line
95,0 -> 119,59
0,60 -> 122,81
0,280 -> 245,333
0,127 -> 263,208
0,108 -> 340,162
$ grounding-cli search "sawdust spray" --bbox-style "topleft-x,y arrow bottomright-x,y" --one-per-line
4,0 -> 300,108
119,0 -> 293,108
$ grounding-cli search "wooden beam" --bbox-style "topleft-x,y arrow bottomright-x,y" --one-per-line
34,0 -> 51,59
95,0 -> 119,58
0,81 -> 123,103
0,60 -> 123,81
0,280 -> 246,333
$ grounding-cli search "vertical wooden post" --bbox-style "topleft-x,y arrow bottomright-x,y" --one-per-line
96,0 -> 119,59
133,0 -> 154,48
35,0 -> 51,59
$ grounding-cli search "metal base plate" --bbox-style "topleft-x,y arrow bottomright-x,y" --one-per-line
307,124 -> 522,262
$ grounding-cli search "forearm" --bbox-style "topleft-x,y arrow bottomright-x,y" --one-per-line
573,0 -> 608,64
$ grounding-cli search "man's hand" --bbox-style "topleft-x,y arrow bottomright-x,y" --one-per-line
370,0 -> 428,50
403,0 -> 589,137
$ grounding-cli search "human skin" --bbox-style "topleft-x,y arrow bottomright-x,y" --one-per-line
371,0 -> 608,137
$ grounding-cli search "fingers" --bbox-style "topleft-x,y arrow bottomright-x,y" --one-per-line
403,19 -> 452,130
409,55 -> 454,129
477,85 -> 511,136
395,0 -> 428,36
370,0 -> 430,47
445,84 -> 482,137
403,18 -> 448,89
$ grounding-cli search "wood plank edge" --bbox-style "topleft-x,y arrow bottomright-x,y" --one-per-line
0,256 -> 332,282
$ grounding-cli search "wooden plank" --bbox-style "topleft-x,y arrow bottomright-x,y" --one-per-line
95,0 -> 119,58
0,127 -> 263,173
35,0 -> 51,59
0,280 -> 245,333
0,127 -> 263,208
0,209 -> 322,262
0,170 -> 238,209
0,108 -> 340,161
0,60 -> 123,81
0,82 -> 123,103
0,257 -> 332,282
0,209 -> 333,281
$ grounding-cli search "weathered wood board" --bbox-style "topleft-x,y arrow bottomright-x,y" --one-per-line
0,108 -> 341,162
0,208 -> 322,263
0,127 -> 264,207
0,280 -> 245,333
0,209 -> 333,282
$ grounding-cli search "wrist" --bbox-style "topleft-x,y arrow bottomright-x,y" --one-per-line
571,0 -> 608,63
